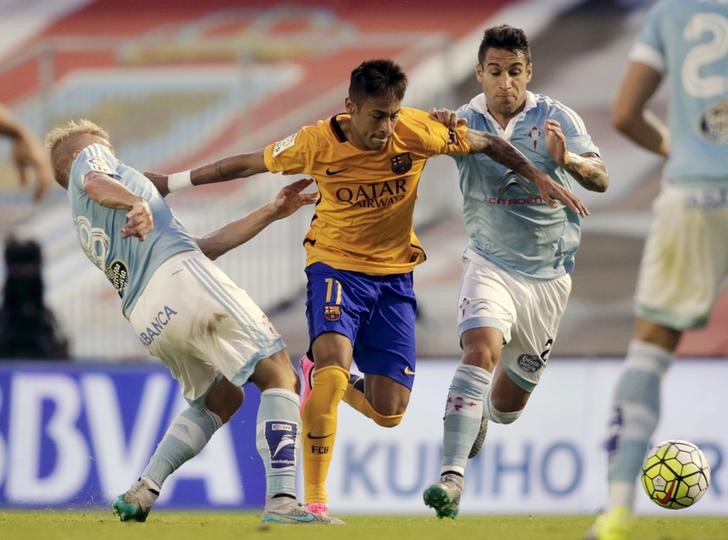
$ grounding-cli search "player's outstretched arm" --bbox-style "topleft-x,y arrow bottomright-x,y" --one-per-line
0,103 -> 53,201
465,129 -> 590,217
544,118 -> 609,193
83,172 -> 153,240
611,61 -> 668,157
196,178 -> 316,260
146,150 -> 269,196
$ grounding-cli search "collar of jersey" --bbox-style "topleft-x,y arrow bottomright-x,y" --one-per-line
469,91 -> 537,139
329,114 -> 349,143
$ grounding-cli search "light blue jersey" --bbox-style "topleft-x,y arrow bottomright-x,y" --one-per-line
632,0 -> 728,185
68,143 -> 198,318
455,91 -> 599,279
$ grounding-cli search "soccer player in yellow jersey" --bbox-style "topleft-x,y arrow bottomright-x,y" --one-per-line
150,59 -> 588,518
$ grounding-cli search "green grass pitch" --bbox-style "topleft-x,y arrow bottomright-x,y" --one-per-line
1,511 -> 727,540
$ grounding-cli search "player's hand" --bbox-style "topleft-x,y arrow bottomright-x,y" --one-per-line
145,172 -> 169,197
533,173 -> 589,217
429,108 -> 467,129
12,134 -> 53,201
272,178 -> 317,219
544,119 -> 569,166
122,199 -> 154,240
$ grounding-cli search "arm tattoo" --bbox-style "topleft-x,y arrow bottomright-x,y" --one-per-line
467,130 -> 542,179
563,152 -> 609,192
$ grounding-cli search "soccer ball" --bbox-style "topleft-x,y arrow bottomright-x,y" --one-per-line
641,440 -> 711,509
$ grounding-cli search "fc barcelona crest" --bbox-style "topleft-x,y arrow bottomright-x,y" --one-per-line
324,305 -> 341,321
391,153 -> 412,174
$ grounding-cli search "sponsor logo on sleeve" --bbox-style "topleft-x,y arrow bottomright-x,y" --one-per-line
87,156 -> 114,174
447,129 -> 457,145
272,133 -> 297,157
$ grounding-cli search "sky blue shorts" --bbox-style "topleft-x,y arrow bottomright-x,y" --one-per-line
305,262 -> 417,390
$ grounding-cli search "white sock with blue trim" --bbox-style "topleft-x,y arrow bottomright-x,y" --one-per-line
142,405 -> 223,489
441,364 -> 491,475
606,339 -> 673,511
256,388 -> 301,499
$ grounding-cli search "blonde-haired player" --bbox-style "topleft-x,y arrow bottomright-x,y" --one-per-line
47,119 -> 339,525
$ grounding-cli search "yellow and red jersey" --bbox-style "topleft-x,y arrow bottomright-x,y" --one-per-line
263,107 -> 470,275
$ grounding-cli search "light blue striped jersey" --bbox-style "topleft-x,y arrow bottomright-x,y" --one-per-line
454,91 -> 599,279
631,0 -> 728,185
68,143 -> 198,318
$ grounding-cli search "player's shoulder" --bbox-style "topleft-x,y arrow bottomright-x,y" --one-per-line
398,107 -> 434,125
456,94 -> 485,117
71,142 -> 118,177
296,119 -> 332,141
269,119 -> 332,158
646,0 -> 684,19
537,93 -> 587,133
77,142 -> 115,162
393,107 -> 448,139
456,104 -> 478,124
643,0 -> 700,28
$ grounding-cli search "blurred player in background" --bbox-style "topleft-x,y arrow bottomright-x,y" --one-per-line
0,236 -> 69,359
0,102 -> 53,201
422,25 -> 608,519
588,1 -> 728,538
45,119 -> 340,525
149,58 -> 588,517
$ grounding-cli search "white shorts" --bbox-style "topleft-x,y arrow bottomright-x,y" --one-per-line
457,248 -> 571,392
128,251 -> 286,402
636,184 -> 728,330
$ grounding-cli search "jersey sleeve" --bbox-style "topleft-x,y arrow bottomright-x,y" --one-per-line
404,108 -> 471,157
629,1 -> 666,73
69,143 -> 120,193
263,126 -> 316,174
450,104 -> 477,165
550,106 -> 600,157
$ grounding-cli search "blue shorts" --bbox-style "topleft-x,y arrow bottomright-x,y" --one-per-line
305,262 -> 417,390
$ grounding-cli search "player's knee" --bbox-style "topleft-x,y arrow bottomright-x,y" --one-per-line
364,393 -> 407,427
368,407 -> 404,428
484,397 -> 522,425
204,378 -> 244,423
275,363 -> 299,392
462,343 -> 499,372
255,351 -> 299,393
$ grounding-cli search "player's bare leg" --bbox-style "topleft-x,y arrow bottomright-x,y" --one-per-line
343,373 -> 409,427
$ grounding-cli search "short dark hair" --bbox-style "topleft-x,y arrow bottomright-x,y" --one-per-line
348,59 -> 408,105
478,25 -> 531,65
